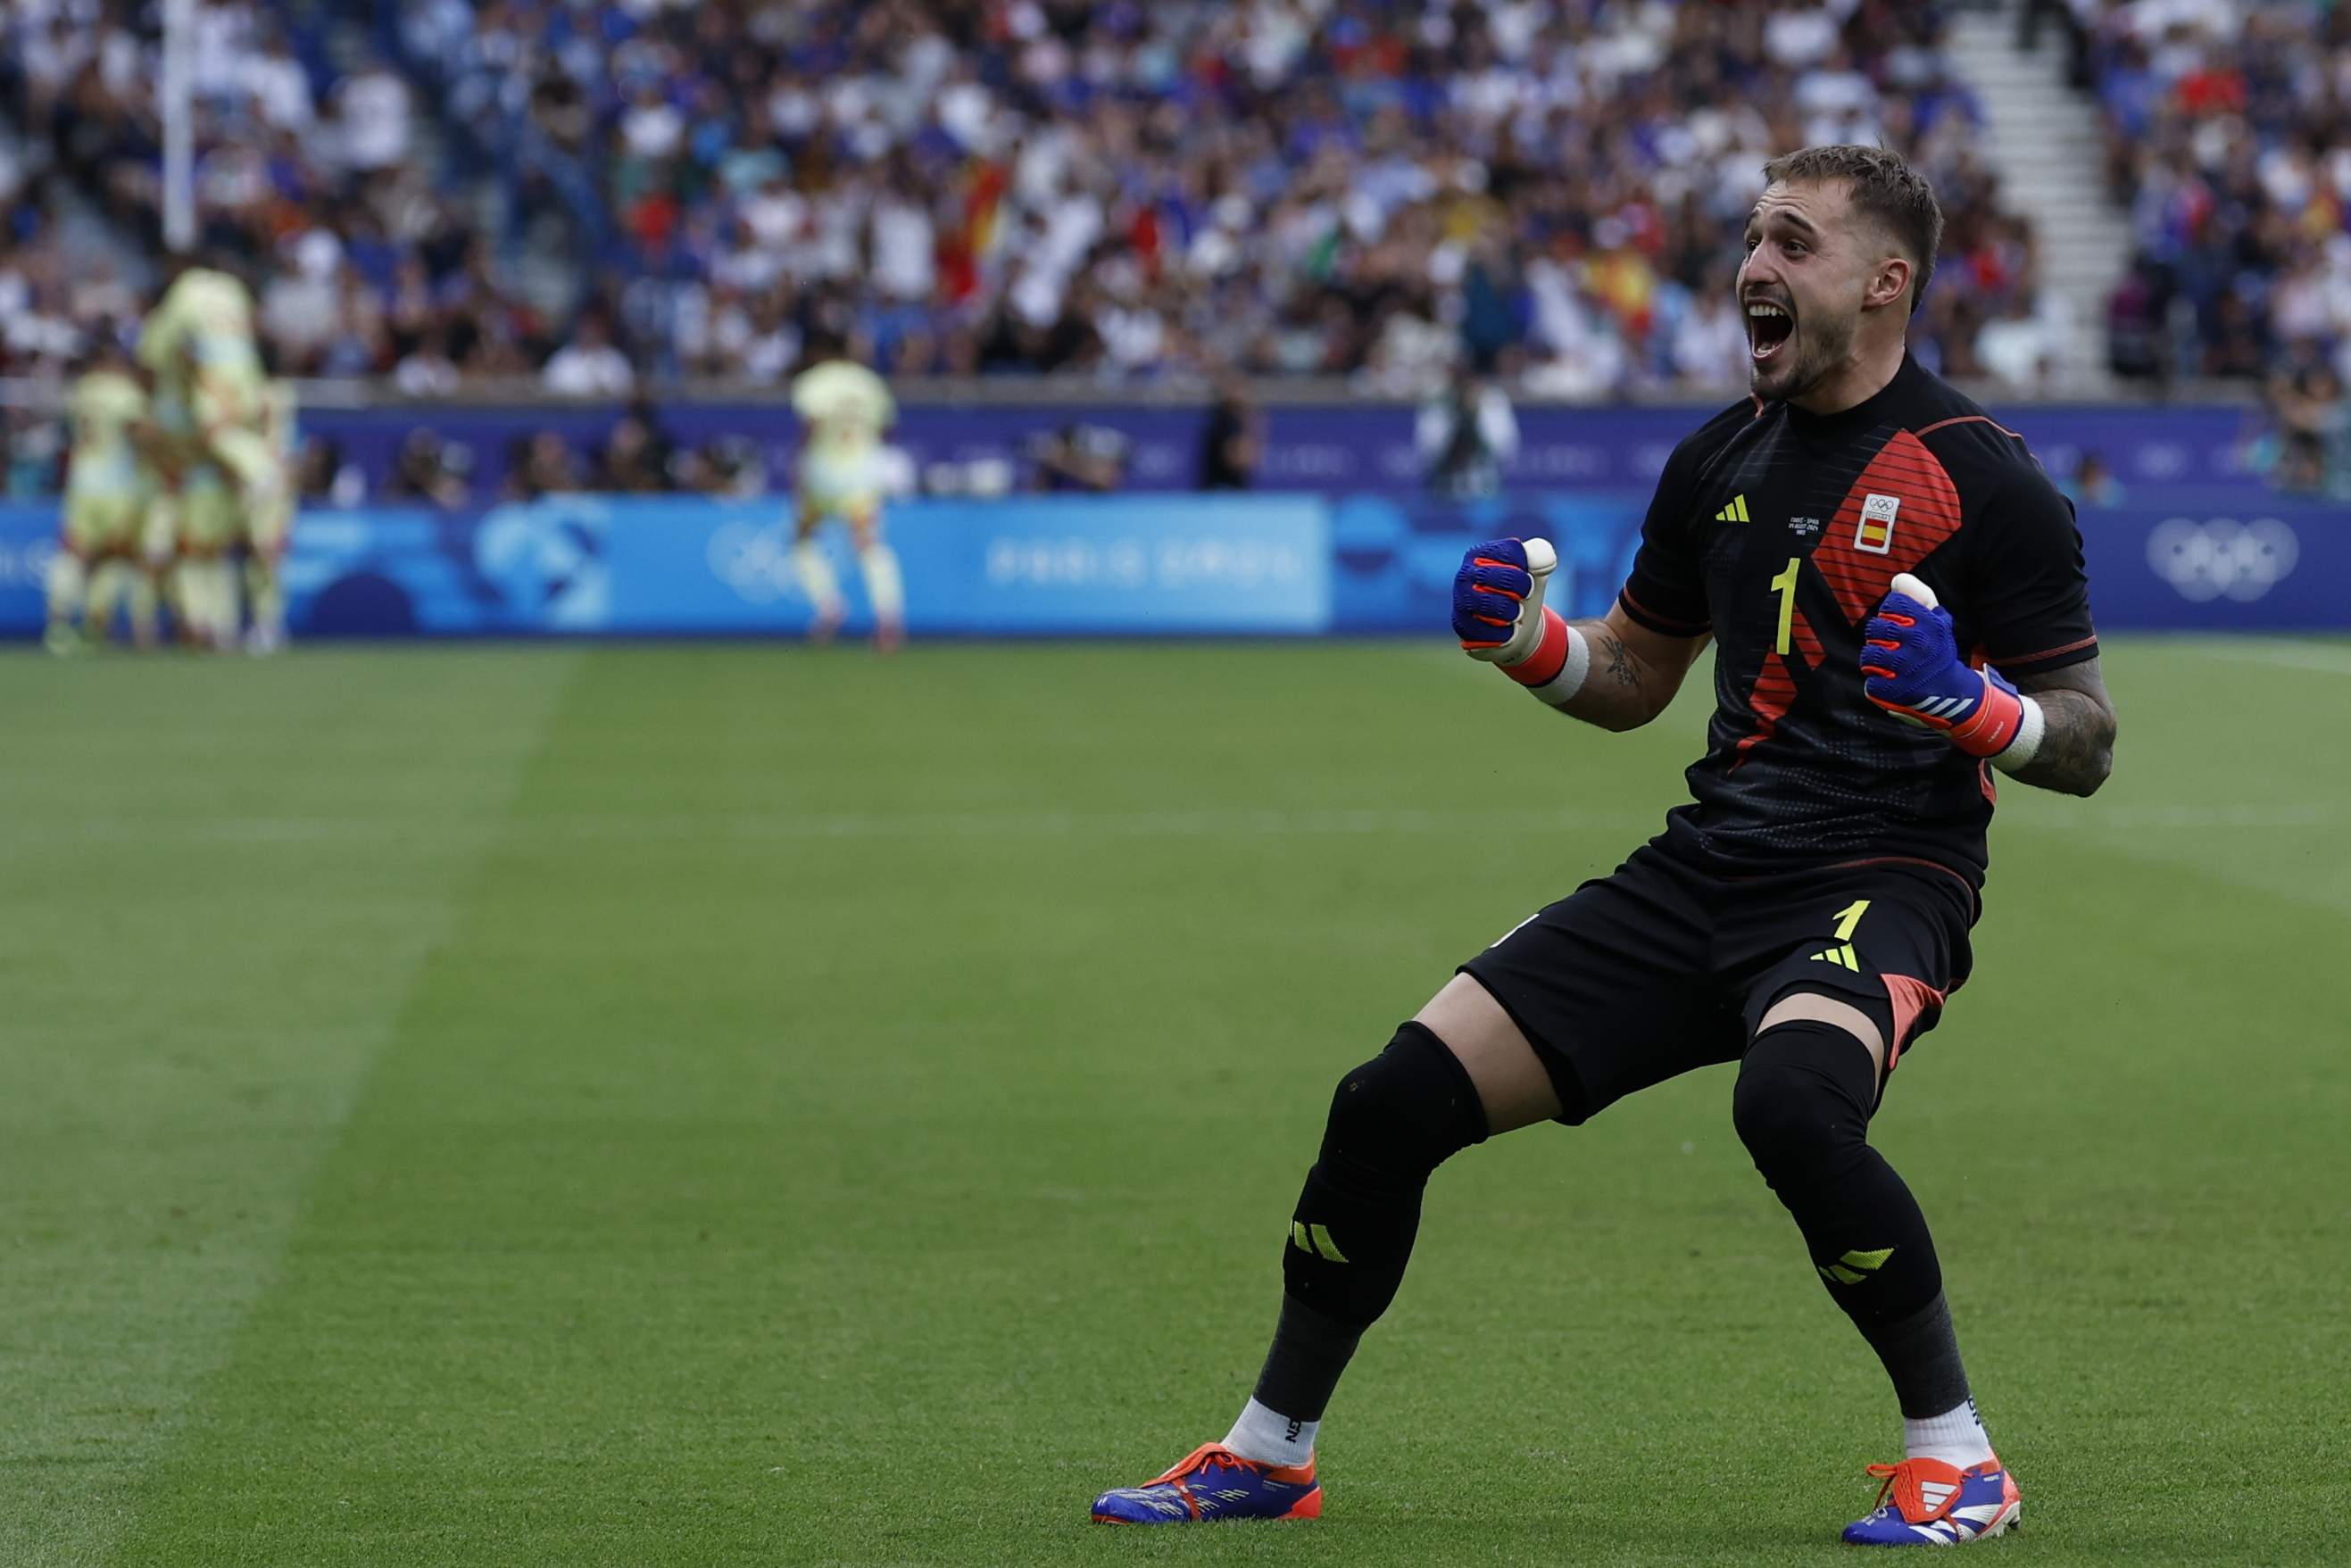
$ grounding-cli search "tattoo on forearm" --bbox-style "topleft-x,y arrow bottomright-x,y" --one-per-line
2012,660 -> 2117,797
1546,622 -> 1661,732
1603,632 -> 1640,689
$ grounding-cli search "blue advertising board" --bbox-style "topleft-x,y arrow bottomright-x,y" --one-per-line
0,489 -> 2338,641
593,494 -> 1329,635
0,497 -> 1328,639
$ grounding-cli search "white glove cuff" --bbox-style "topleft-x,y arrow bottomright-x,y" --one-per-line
1524,623 -> 1591,706
1991,693 -> 2045,776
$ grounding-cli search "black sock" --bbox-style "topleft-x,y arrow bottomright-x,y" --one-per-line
1735,1020 -> 1968,1409
1862,1290 -> 1973,1418
1250,1023 -> 1486,1422
1248,1295 -> 1362,1424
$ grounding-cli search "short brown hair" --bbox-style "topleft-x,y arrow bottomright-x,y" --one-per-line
1761,145 -> 1943,316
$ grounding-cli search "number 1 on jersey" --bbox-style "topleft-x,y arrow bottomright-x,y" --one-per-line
1769,556 -> 1800,655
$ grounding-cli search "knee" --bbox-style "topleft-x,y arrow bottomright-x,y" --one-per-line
1731,1059 -> 1834,1178
1732,1023 -> 1874,1187
1319,1022 -> 1490,1182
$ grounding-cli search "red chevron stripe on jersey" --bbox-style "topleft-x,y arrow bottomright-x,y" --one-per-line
1810,429 -> 1964,626
1787,605 -> 1823,670
1733,608 -> 1818,764
1732,647 -> 1798,765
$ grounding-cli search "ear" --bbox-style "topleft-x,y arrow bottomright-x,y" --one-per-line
1865,253 -> 1913,313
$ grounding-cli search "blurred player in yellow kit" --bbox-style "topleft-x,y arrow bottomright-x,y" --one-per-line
46,336 -> 162,653
140,260 -> 287,650
788,334 -> 904,651
243,366 -> 298,653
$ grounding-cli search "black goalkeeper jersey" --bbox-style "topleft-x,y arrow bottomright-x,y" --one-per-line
1618,353 -> 2098,892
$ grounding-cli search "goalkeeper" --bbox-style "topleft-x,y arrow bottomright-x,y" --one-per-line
1090,145 -> 2117,1547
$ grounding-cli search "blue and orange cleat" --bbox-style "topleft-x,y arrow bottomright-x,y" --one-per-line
1090,1442 -> 1322,1525
1842,1456 -> 2022,1546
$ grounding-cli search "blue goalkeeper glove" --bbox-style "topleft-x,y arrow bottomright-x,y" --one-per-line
1453,537 -> 1586,699
1861,572 -> 2034,759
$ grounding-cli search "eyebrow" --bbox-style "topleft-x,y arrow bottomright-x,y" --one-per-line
1747,209 -> 1822,239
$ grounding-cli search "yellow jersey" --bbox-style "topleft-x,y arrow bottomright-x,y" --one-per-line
65,369 -> 147,496
790,360 -> 895,463
141,267 -> 262,418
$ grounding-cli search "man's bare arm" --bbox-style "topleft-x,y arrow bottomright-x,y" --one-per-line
2006,658 -> 2116,797
1549,605 -> 1711,733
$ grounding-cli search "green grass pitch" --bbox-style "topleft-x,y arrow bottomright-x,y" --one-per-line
3,637 -> 2347,1567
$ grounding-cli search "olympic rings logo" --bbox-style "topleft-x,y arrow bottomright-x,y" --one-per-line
2145,517 -> 2299,602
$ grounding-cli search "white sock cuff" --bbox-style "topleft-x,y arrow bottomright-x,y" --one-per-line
1903,1398 -> 1995,1469
1223,1397 -> 1317,1465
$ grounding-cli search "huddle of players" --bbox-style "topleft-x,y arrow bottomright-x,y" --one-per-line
46,261 -> 296,656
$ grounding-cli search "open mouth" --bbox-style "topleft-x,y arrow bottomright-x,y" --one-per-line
1747,299 -> 1794,363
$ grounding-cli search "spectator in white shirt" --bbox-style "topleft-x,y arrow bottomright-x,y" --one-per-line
542,312 -> 636,398
334,62 -> 411,173
1975,296 -> 2059,391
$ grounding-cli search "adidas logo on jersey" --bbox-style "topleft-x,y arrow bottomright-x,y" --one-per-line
1714,494 -> 1750,523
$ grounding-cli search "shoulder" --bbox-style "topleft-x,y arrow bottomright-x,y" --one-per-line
1660,394 -> 1765,483
1682,394 -> 1765,454
1903,374 -> 2049,502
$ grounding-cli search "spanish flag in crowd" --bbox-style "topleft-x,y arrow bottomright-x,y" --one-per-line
939,158 -> 1009,303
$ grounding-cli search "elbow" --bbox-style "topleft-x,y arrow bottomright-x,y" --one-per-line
2065,722 -> 2118,797
2081,710 -> 2119,795
1584,701 -> 1663,734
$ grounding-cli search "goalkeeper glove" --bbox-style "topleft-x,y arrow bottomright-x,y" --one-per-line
1453,537 -> 1588,703
1861,572 -> 2043,767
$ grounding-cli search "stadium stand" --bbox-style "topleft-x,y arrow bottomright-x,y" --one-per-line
393,0 -> 2029,392
0,0 -> 553,386
3,1 -> 2343,498
8,0 -> 2032,396
2092,1 -> 2351,387
2082,0 -> 2351,488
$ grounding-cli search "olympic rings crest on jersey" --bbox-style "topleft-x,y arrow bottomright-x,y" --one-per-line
2144,516 -> 2300,602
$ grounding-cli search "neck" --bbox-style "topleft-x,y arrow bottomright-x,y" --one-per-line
1789,329 -> 1907,416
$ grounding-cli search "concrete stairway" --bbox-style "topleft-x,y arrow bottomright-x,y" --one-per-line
1945,0 -> 2131,391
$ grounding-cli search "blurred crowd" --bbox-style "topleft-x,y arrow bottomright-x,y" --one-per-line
2089,0 -> 2351,487
0,1 -> 577,387
399,0 -> 2021,394
1,0 -> 2342,497
4,0 -> 2031,401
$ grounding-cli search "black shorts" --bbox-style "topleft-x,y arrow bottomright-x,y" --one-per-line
1458,842 -> 1975,1124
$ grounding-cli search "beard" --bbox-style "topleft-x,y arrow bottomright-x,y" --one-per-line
1749,305 -> 1856,403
